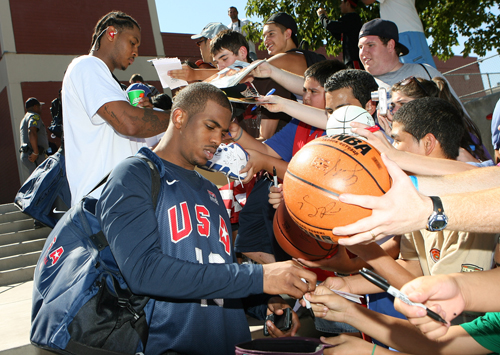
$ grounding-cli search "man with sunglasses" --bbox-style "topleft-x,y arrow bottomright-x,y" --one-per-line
358,19 -> 461,102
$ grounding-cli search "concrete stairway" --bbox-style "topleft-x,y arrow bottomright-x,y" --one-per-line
0,204 -> 50,287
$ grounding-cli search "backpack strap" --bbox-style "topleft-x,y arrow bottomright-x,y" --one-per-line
88,156 -> 161,251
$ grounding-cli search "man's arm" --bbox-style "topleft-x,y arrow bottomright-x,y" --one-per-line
251,61 -> 305,96
28,126 -> 40,162
168,65 -> 218,82
395,269 -> 500,340
308,288 -> 491,355
321,242 -> 421,295
351,124 -> 478,176
332,154 -> 500,245
97,101 -> 170,138
417,166 -> 500,195
257,95 -> 329,128
267,52 -> 309,77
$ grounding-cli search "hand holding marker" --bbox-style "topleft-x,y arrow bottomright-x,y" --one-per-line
252,88 -> 276,111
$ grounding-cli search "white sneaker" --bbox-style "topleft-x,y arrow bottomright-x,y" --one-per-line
204,143 -> 248,180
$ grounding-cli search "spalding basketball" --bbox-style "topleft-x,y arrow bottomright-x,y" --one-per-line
273,202 -> 338,260
283,134 -> 391,244
326,105 -> 374,137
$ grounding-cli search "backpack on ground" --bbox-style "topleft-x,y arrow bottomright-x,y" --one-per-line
30,155 -> 160,355
14,147 -> 71,228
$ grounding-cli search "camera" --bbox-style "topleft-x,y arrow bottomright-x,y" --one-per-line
371,87 -> 391,116
263,308 -> 292,336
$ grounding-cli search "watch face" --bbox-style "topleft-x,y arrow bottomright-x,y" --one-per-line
431,219 -> 447,230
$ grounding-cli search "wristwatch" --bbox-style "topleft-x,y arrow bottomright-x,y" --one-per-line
426,196 -> 448,232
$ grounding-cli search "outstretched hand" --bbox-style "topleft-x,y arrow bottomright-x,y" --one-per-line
262,261 -> 317,299
332,154 -> 433,246
394,275 -> 463,339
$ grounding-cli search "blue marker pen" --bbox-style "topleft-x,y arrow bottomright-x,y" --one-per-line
252,88 -> 276,111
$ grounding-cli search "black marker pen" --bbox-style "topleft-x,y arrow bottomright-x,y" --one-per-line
359,268 -> 447,324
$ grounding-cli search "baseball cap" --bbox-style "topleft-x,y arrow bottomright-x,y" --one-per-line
265,12 -> 298,46
191,22 -> 228,40
359,19 -> 409,57
127,83 -> 152,97
25,97 -> 44,109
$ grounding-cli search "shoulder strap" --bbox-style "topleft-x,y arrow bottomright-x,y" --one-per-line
89,156 -> 161,251
419,63 -> 432,80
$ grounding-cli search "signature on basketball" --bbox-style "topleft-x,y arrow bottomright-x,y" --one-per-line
328,158 -> 363,186
298,195 -> 341,219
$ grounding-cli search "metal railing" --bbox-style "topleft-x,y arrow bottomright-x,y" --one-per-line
443,54 -> 500,102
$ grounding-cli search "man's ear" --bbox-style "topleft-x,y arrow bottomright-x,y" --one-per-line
365,100 -> 377,116
387,39 -> 396,53
171,108 -> 187,128
284,28 -> 293,42
238,46 -> 248,60
421,133 -> 438,156
107,26 -> 117,41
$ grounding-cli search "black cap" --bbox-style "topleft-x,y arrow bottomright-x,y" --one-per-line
25,97 -> 44,109
359,19 -> 409,57
266,12 -> 298,46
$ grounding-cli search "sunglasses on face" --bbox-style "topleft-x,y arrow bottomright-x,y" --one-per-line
196,38 -> 208,47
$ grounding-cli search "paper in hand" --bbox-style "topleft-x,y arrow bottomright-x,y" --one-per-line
149,58 -> 188,89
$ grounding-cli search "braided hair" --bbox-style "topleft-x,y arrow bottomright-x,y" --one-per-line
90,11 -> 141,52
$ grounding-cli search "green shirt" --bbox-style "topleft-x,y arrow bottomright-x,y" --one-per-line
461,312 -> 500,355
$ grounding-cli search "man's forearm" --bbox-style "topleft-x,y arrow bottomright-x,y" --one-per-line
282,101 -> 328,129
440,187 -> 500,233
28,130 -> 39,153
268,65 -> 305,96
389,149 -> 476,177
418,166 -> 500,196
100,102 -> 170,138
345,306 -> 474,355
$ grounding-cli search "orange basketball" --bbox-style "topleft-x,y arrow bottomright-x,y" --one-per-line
273,202 -> 338,260
283,134 -> 391,244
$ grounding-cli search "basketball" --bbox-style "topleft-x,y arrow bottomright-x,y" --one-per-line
326,105 -> 374,137
283,134 -> 391,244
273,202 -> 338,260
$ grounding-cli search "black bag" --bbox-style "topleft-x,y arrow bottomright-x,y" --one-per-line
14,147 -> 71,228
31,155 -> 160,354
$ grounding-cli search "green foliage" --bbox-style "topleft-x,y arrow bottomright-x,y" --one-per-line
242,0 -> 500,60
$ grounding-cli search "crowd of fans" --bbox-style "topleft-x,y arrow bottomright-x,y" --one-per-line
26,2 -> 500,355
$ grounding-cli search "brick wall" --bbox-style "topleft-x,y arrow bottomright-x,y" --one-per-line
10,0 -> 157,56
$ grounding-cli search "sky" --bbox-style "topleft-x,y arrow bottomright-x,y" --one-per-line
154,0 -> 499,86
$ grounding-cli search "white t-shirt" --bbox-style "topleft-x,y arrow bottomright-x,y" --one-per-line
62,55 -> 149,205
378,0 -> 424,33
228,19 -> 256,53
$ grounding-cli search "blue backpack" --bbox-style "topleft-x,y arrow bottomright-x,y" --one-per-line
30,155 -> 160,355
15,148 -> 71,228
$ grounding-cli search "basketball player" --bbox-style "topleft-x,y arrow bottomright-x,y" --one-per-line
96,82 -> 317,355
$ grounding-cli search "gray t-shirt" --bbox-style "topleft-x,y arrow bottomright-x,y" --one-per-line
374,63 -> 461,103
20,111 -> 49,152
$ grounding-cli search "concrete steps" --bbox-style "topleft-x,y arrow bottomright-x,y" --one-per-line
0,204 -> 50,287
